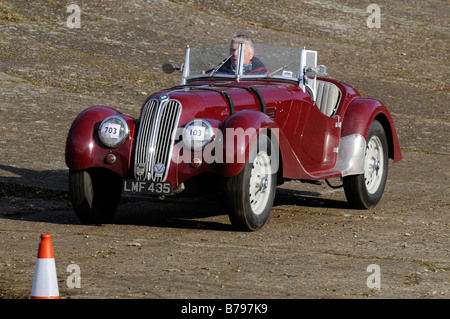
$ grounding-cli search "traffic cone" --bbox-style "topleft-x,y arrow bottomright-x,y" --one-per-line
30,234 -> 60,299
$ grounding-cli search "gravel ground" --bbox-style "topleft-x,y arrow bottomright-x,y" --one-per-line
0,0 -> 448,300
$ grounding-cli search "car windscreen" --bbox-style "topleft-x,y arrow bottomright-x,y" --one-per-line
187,44 -> 302,81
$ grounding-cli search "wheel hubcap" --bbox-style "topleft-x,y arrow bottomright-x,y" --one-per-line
249,151 -> 272,215
364,136 -> 384,194
260,177 -> 268,191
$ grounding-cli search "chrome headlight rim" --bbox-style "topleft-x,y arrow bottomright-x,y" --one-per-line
182,119 -> 215,151
98,115 -> 130,148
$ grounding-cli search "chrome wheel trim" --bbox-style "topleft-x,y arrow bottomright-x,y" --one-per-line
364,135 -> 384,194
249,151 -> 273,215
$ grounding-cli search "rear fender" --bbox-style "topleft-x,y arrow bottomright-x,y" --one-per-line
65,106 -> 136,177
341,98 -> 402,163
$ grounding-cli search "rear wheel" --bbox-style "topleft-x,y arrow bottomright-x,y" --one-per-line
226,133 -> 277,231
69,168 -> 122,224
343,120 -> 388,208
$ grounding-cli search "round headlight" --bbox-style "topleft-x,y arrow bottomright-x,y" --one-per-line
98,115 -> 129,148
182,119 -> 214,151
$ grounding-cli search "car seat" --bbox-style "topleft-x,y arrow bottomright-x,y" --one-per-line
315,80 -> 341,117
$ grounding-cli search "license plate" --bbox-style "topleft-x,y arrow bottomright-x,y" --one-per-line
123,180 -> 173,195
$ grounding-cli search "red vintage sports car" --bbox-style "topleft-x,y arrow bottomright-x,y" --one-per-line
66,42 -> 402,231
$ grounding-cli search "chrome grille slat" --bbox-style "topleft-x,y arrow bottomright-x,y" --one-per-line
134,98 -> 182,182
134,99 -> 157,181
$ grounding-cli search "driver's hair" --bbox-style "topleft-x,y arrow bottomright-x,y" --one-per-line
230,35 -> 255,52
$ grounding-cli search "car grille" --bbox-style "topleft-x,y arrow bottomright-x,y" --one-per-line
134,97 -> 182,182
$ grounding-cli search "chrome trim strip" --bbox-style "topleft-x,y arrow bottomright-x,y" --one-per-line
134,99 -> 157,180
333,134 -> 366,177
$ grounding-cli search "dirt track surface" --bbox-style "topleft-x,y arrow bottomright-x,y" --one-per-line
0,0 -> 448,299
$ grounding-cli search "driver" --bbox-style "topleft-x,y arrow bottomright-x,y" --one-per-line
210,35 -> 269,75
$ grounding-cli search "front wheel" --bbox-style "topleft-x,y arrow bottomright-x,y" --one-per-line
226,133 -> 277,231
343,120 -> 389,208
69,168 -> 122,224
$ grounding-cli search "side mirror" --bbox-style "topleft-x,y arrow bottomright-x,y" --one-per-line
316,65 -> 328,77
162,62 -> 181,74
305,65 -> 328,78
163,46 -> 190,85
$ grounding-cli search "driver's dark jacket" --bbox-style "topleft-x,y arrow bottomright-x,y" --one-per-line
215,57 -> 269,75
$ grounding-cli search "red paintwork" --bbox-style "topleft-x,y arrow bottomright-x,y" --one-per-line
65,77 -> 402,191
340,97 -> 402,163
65,106 -> 136,177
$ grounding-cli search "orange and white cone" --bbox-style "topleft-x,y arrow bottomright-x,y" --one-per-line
30,234 -> 60,299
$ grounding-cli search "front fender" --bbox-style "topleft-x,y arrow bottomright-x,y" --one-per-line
341,98 -> 402,162
215,110 -> 301,178
220,111 -> 268,177
65,106 -> 136,177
